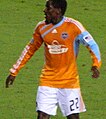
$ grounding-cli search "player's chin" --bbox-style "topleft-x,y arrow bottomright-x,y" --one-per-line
45,19 -> 51,24
44,15 -> 50,23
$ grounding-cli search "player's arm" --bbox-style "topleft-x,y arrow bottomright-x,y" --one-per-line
5,26 -> 43,88
75,31 -> 101,78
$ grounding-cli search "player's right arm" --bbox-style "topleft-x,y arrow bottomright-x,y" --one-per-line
5,22 -> 44,88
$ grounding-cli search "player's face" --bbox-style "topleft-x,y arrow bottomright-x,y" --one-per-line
44,0 -> 62,24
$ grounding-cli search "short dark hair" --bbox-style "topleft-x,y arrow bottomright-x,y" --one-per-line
49,0 -> 67,15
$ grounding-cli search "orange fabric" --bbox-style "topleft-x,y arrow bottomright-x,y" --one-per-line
10,17 -> 101,88
86,46 -> 101,69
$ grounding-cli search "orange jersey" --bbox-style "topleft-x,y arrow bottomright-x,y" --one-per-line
10,17 -> 101,88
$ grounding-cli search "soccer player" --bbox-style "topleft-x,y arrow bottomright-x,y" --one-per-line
5,0 -> 101,119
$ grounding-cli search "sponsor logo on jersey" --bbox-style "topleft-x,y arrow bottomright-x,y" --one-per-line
61,32 -> 68,39
47,40 -> 68,54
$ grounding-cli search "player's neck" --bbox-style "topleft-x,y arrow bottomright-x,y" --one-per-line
52,16 -> 63,25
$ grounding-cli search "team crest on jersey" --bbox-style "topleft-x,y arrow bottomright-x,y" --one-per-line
61,32 -> 68,39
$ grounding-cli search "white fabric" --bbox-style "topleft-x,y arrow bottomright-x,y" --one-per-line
36,86 -> 86,116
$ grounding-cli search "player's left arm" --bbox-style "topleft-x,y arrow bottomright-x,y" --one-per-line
76,31 -> 101,78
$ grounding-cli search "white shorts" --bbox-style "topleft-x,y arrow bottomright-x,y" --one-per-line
36,86 -> 86,116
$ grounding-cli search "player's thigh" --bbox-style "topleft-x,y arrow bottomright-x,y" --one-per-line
58,88 -> 86,116
36,86 -> 58,116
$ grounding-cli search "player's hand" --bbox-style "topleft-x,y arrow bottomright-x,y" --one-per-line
91,66 -> 100,78
5,74 -> 16,88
